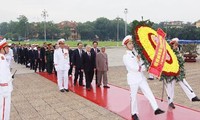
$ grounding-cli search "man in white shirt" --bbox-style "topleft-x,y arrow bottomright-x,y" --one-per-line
54,39 -> 70,92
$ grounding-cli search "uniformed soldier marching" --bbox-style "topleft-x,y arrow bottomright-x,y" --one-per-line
54,39 -> 70,92
0,39 -> 13,120
165,38 -> 200,109
122,35 -> 164,120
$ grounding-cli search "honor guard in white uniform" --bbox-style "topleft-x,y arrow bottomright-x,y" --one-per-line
122,35 -> 164,120
5,44 -> 14,69
54,39 -> 70,92
165,38 -> 200,109
0,39 -> 13,120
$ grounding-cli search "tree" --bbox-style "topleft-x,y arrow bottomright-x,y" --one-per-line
17,15 -> 28,39
0,22 -> 9,35
94,17 -> 111,40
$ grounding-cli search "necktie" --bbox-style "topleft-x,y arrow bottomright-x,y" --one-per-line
62,49 -> 64,53
132,51 -> 135,56
79,50 -> 82,57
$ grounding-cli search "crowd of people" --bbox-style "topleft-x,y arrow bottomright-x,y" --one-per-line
1,37 -> 200,120
8,39 -> 110,92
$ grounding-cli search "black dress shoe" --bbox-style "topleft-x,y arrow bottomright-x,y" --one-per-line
148,78 -> 154,80
192,96 -> 200,102
64,89 -> 69,92
103,86 -> 110,88
60,89 -> 65,92
79,84 -> 85,86
154,108 -> 165,115
131,114 -> 139,120
169,102 -> 175,109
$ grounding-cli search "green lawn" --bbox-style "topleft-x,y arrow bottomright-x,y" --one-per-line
10,40 -> 122,47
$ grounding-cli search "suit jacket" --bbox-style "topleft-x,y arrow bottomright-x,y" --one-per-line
34,50 -> 42,60
68,49 -> 73,64
82,52 -> 96,72
96,52 -> 108,72
91,48 -> 100,57
72,49 -> 85,69
40,47 -> 46,60
54,48 -> 70,71
28,49 -> 36,60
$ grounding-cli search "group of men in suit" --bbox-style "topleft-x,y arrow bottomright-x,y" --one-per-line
72,41 -> 110,91
9,40 -> 110,92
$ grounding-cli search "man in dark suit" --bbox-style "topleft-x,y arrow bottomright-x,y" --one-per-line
40,42 -> 46,72
90,41 -> 100,84
72,42 -> 85,86
66,45 -> 73,77
34,46 -> 42,72
82,45 -> 96,91
28,45 -> 36,70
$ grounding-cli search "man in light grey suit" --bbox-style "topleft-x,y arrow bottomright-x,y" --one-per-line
96,47 -> 110,88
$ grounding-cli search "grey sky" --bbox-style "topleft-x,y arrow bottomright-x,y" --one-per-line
0,0 -> 199,23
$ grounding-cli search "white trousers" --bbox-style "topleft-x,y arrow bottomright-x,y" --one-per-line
0,93 -> 11,120
57,70 -> 69,90
129,80 -> 158,115
165,79 -> 196,104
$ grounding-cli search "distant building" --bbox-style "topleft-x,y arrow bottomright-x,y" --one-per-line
57,21 -> 80,40
161,21 -> 184,28
194,20 -> 200,28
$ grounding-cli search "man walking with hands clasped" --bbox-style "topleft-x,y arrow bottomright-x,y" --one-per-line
54,39 -> 70,92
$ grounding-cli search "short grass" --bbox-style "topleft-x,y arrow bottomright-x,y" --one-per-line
10,40 -> 122,47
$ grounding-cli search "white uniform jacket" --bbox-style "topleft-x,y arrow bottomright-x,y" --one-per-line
5,48 -> 13,67
54,48 -> 70,71
0,54 -> 13,95
123,50 -> 146,85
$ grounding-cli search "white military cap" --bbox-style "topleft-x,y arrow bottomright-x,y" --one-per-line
57,38 -> 65,44
122,35 -> 132,46
0,38 -> 8,49
170,38 -> 179,44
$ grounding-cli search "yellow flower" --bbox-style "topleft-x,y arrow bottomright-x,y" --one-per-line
136,26 -> 179,75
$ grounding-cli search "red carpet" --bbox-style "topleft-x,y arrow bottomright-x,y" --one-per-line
38,72 -> 200,120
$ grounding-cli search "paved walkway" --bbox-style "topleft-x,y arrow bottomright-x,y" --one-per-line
10,47 -> 200,120
11,63 -> 123,120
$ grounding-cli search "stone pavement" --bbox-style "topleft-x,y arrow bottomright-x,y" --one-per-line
11,63 -> 123,120
10,47 -> 200,120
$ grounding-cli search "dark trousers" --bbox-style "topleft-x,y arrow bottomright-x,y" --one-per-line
41,59 -> 46,72
92,70 -> 98,84
68,65 -> 73,75
35,59 -> 42,72
74,68 -> 83,85
85,71 -> 94,88
46,61 -> 53,74
30,59 -> 35,70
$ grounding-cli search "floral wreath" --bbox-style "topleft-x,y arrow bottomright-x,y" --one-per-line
132,25 -> 185,82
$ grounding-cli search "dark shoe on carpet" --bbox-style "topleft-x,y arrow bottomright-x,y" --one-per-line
169,102 -> 175,109
154,108 -> 165,115
79,84 -> 85,86
60,89 -> 65,92
148,78 -> 154,80
103,86 -> 110,88
64,89 -> 69,92
132,114 -> 139,120
192,96 -> 200,102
